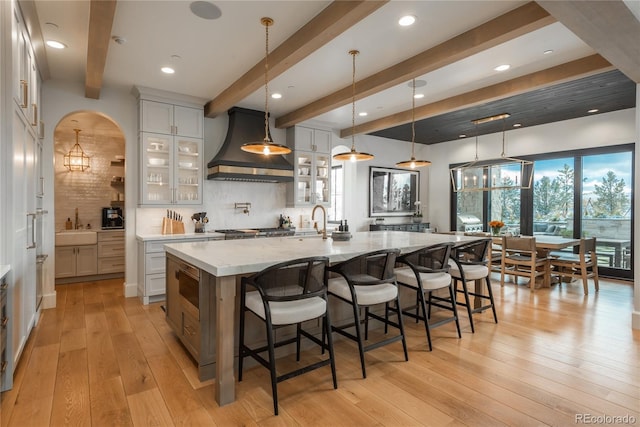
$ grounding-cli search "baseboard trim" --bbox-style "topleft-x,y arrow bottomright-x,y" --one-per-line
42,291 -> 57,309
124,281 -> 137,298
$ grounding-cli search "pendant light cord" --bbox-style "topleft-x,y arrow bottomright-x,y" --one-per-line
500,117 -> 506,158
350,50 -> 357,151
474,123 -> 479,161
411,79 -> 416,158
262,17 -> 272,143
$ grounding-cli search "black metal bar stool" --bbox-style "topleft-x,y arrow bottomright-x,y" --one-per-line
238,256 -> 337,415
327,248 -> 408,379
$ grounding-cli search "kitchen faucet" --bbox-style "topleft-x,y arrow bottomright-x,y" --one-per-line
311,205 -> 327,240
75,208 -> 79,230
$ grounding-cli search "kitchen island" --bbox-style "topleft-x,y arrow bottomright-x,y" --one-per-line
164,231 -> 481,407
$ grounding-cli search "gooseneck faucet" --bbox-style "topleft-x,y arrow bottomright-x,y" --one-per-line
311,205 -> 327,240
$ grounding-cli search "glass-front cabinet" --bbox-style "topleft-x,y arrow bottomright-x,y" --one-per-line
140,133 -> 202,205
293,152 -> 330,206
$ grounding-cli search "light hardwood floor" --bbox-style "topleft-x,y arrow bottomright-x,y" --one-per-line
1,276 -> 638,426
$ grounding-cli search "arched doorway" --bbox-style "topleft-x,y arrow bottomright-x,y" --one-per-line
53,111 -> 126,283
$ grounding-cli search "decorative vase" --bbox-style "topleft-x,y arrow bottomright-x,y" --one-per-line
491,227 -> 501,236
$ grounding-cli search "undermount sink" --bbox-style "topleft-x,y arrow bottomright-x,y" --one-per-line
55,230 -> 98,246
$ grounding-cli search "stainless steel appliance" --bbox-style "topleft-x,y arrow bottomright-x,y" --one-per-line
457,214 -> 483,232
214,227 -> 296,240
102,207 -> 124,229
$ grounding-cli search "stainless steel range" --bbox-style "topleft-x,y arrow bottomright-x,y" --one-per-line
457,214 -> 484,232
214,228 -> 296,240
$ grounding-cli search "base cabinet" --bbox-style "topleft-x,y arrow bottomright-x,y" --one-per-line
55,245 -> 97,278
98,230 -> 125,274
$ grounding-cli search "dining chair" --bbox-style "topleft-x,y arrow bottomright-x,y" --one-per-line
238,256 -> 337,415
448,238 -> 498,332
550,237 -> 599,294
500,236 -> 550,290
395,243 -> 461,351
327,248 -> 408,379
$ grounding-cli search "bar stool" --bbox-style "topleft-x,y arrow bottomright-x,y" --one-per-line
448,238 -> 498,332
395,242 -> 461,351
238,256 -> 337,415
327,248 -> 408,379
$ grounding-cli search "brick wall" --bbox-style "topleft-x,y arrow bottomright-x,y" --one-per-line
54,133 -> 125,231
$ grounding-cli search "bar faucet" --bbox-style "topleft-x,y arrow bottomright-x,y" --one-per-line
75,207 -> 79,230
311,205 -> 327,240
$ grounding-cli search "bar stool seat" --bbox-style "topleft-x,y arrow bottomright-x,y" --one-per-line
394,268 -> 451,290
328,276 -> 398,305
245,291 -> 327,325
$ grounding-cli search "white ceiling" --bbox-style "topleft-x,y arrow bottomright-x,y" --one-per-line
32,1 -> 637,136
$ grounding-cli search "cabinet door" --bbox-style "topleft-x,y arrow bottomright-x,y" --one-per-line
166,257 -> 181,328
140,133 -> 173,204
55,247 -> 76,278
174,106 -> 203,138
313,129 -> 332,153
76,246 -> 98,276
294,152 -> 313,205
13,10 -> 29,111
141,100 -> 173,135
294,126 -> 314,151
313,153 -> 330,205
174,136 -> 203,204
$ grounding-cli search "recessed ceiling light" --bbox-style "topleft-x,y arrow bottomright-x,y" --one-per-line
398,15 -> 416,26
588,109 -> 599,113
358,112 -> 368,117
112,36 -> 127,45
494,64 -> 510,72
459,134 -> 466,138
414,93 -> 424,99
543,49 -> 553,55
513,123 -> 522,127
190,1 -> 222,20
161,67 -> 175,74
271,93 -> 282,99
46,40 -> 66,49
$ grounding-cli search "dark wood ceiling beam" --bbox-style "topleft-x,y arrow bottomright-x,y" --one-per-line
85,0 -> 117,99
276,1 -> 555,129
537,0 -> 640,83
204,0 -> 388,118
18,0 -> 50,80
341,54 -> 613,138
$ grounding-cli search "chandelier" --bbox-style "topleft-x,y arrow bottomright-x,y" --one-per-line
63,128 -> 91,172
450,113 -> 533,192
241,17 -> 291,156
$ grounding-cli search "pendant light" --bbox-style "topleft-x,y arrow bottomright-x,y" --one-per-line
241,17 -> 291,156
63,128 -> 91,172
333,50 -> 374,162
396,79 -> 431,168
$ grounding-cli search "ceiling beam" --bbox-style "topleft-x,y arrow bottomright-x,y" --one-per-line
204,0 -> 388,118
276,1 -> 555,129
85,0 -> 117,99
18,0 -> 50,80
341,54 -> 613,138
537,0 -> 640,83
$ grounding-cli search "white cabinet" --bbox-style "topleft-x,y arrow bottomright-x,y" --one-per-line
140,132 -> 203,205
12,3 -> 39,128
55,245 -> 98,279
140,100 -> 203,138
97,231 -> 125,274
286,126 -> 332,207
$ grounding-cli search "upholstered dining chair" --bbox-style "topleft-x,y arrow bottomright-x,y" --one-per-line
239,256 -> 337,415
550,237 -> 599,294
500,236 -> 550,290
327,248 -> 408,379
395,242 -> 461,351
448,238 -> 498,332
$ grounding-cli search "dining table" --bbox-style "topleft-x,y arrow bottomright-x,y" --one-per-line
164,230 -> 486,407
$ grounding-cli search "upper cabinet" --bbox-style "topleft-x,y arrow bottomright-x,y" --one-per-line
135,88 -> 205,206
286,126 -> 332,207
140,100 -> 203,139
12,4 -> 39,129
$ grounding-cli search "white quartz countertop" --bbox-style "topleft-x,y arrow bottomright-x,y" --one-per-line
164,231 -> 481,278
136,232 -> 224,242
0,264 -> 10,279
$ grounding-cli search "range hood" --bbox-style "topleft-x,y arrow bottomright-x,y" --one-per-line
207,107 -> 293,182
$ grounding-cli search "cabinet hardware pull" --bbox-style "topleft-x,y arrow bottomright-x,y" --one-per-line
20,80 -> 28,108
1,317 -> 7,327
32,103 -> 38,126
1,361 -> 7,373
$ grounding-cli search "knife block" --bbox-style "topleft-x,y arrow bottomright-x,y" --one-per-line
162,217 -> 185,235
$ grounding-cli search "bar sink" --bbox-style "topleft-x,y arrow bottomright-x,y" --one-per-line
55,230 -> 98,246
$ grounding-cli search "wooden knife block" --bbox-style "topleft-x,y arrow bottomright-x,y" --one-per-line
162,217 -> 185,235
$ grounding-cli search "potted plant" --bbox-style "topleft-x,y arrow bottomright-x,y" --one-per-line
489,220 -> 504,236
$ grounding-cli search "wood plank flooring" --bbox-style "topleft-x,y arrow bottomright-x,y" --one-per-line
1,276 -> 638,426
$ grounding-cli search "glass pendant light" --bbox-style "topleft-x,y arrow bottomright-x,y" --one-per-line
63,128 -> 91,172
333,50 -> 374,162
241,17 -> 291,156
396,79 -> 431,168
